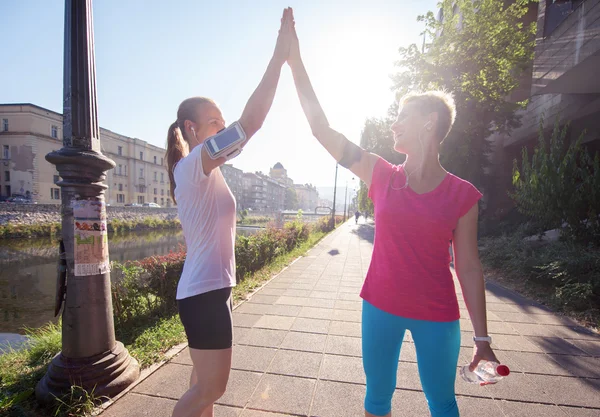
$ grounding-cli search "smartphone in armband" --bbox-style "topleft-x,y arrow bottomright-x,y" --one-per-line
204,121 -> 247,160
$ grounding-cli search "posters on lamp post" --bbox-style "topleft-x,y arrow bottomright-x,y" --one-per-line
72,200 -> 110,276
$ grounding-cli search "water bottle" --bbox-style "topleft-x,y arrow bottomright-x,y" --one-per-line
460,361 -> 510,385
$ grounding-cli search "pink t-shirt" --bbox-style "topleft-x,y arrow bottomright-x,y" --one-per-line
360,157 -> 482,322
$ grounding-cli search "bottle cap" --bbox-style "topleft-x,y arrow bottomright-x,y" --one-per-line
497,365 -> 510,376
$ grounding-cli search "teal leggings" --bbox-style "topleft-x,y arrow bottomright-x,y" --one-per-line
362,300 -> 461,416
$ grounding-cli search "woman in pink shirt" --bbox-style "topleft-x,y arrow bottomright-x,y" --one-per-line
287,10 -> 500,417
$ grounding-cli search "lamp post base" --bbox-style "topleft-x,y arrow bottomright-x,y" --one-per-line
35,341 -> 139,405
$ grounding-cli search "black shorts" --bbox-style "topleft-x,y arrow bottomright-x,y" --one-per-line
177,287 -> 233,350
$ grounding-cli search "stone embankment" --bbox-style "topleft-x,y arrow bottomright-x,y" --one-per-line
0,203 -> 178,226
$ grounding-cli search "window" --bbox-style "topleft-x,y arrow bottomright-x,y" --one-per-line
51,125 -> 58,139
51,187 -> 60,200
118,183 -> 123,191
53,175 -> 59,184
138,185 -> 146,193
154,156 -> 157,164
154,197 -> 158,203
2,145 -> 9,159
154,171 -> 157,181
161,172 -> 164,182
139,168 -> 144,178
5,185 -> 11,196
118,164 -> 122,175
137,195 -> 144,204
154,188 -> 157,195
4,171 -> 9,182
161,157 -> 164,166
118,146 -> 123,156
544,0 -> 585,37
117,194 -> 125,203
139,151 -> 143,160
161,198 -> 164,206
2,119 -> 8,132
161,189 -> 164,196
124,166 -> 127,176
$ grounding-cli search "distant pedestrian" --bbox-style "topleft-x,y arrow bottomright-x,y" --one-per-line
166,9 -> 293,417
287,9 -> 499,416
355,210 -> 361,224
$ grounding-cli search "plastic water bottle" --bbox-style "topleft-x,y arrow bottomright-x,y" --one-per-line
460,361 -> 510,385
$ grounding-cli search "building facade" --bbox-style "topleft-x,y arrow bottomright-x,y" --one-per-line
489,0 -> 600,212
0,103 -> 172,206
294,183 -> 319,212
220,163 -> 244,205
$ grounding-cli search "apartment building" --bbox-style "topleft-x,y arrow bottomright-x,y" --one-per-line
0,103 -> 172,206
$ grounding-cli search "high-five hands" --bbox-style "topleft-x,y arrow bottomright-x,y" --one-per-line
273,8 -> 294,66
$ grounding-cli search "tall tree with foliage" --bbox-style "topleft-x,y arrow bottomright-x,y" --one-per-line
391,0 -> 537,190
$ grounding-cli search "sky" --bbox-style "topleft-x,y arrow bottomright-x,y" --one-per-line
0,0 -> 438,192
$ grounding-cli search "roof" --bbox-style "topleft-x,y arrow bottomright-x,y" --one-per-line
273,162 -> 284,169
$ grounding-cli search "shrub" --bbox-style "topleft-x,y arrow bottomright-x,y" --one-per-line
512,117 -> 600,245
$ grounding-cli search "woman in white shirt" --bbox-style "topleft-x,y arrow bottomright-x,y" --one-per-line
165,9 -> 293,417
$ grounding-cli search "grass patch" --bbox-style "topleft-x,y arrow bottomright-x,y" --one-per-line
480,226 -> 600,329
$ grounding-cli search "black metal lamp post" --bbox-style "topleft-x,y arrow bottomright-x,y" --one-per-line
36,0 -> 139,403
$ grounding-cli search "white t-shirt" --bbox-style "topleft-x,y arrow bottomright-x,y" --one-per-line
174,144 -> 237,300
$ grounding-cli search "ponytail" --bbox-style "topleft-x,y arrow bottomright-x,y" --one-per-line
165,121 -> 189,204
166,96 -> 217,205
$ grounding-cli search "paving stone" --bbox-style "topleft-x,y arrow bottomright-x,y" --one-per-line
548,353 -> 600,378
234,327 -> 251,344
334,300 -> 363,311
170,348 -> 192,366
319,354 -> 365,384
298,306 -> 335,320
235,303 -> 273,316
241,410 -> 290,417
219,370 -> 264,408
485,303 -> 520,313
247,294 -> 280,305
282,289 -> 312,298
531,375 -> 600,408
332,309 -> 362,323
456,396 -> 504,417
560,406 -> 600,416
257,288 -> 287,296
266,304 -> 303,317
253,315 -> 296,331
496,399 -> 567,416
328,320 -> 362,338
280,331 -> 327,353
499,350 -> 572,377
232,313 -> 262,328
525,336 -> 587,355
399,342 -> 417,363
237,328 -> 287,348
288,283 -> 315,291
133,363 -> 190,399
325,335 -> 362,357
101,392 -> 177,417
232,345 -> 277,373
566,339 -> 600,356
290,317 -> 331,334
304,297 -> 336,309
492,311 -> 541,324
490,334 -> 544,352
247,374 -> 316,415
391,389 -> 431,416
275,296 -> 308,306
309,379 -> 365,417
482,372 -> 557,404
336,292 -> 362,302
267,349 -> 323,378
395,362 -> 422,391
309,290 -> 338,300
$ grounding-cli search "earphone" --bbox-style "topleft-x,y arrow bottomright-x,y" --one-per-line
389,121 -> 431,191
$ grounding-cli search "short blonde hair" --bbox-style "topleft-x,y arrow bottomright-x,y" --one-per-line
400,90 -> 456,143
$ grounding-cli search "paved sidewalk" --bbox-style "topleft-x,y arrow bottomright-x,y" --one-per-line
101,221 -> 600,417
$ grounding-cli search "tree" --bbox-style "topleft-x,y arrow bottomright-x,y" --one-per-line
285,188 -> 298,210
392,0 -> 537,190
512,118 -> 600,244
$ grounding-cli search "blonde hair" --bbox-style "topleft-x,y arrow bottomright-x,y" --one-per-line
400,90 -> 456,143
165,97 -> 216,203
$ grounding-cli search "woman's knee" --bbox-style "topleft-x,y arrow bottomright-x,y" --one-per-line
189,380 -> 227,404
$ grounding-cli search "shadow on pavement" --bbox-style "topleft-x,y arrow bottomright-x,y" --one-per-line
350,223 -> 374,244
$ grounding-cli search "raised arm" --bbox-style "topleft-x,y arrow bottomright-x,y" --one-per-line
287,10 -> 379,187
201,8 -> 292,174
